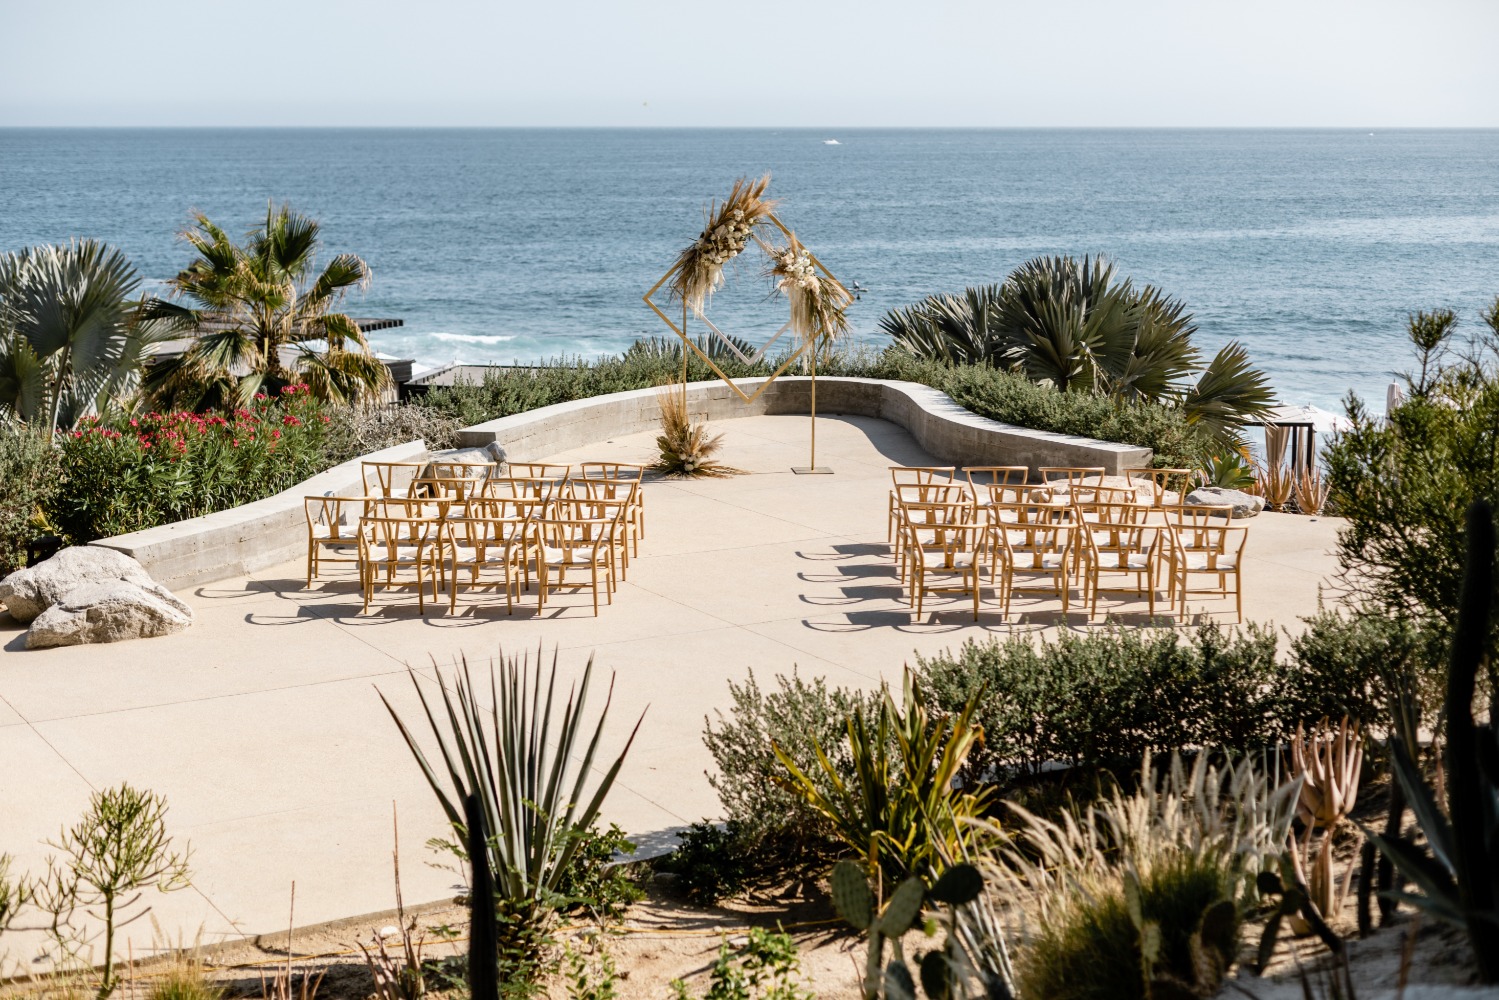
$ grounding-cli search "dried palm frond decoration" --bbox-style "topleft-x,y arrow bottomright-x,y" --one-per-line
765,234 -> 852,345
669,174 -> 776,314
652,385 -> 740,478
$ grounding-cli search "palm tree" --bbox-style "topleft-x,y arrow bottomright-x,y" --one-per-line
881,255 -> 1275,442
0,240 -> 179,434
145,203 -> 391,410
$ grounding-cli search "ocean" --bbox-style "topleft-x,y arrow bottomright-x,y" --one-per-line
3,127 -> 1497,413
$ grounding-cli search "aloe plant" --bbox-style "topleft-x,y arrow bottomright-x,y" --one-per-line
380,648 -> 643,966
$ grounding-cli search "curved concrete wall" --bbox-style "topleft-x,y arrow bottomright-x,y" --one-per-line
92,377 -> 1150,591
457,376 -> 1151,476
90,440 -> 428,591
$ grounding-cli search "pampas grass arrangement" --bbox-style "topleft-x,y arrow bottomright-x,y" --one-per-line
669,174 -> 776,314
652,386 -> 739,478
765,234 -> 852,344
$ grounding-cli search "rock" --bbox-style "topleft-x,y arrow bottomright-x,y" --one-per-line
424,443 -> 508,477
0,546 -> 183,624
1185,487 -> 1264,518
26,579 -> 194,649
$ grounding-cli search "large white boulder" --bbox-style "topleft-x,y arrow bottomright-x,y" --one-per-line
0,546 -> 183,624
1185,487 -> 1265,519
26,579 -> 193,649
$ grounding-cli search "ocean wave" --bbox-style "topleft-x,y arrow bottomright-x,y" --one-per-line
427,332 -> 517,345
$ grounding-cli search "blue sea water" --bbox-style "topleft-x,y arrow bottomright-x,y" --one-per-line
3,127 -> 1498,413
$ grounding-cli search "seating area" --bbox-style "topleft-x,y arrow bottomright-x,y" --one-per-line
304,460 -> 646,617
889,464 -> 1246,622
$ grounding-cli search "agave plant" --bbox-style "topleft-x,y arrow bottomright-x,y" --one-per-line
379,648 -> 643,963
0,240 -> 182,433
145,202 -> 391,410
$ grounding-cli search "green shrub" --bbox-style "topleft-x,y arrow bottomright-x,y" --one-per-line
702,669 -> 880,847
661,821 -> 760,905
912,625 -> 1283,782
1285,607 -> 1446,733
553,822 -> 643,921
1325,302 -> 1499,678
0,419 -> 61,574
48,385 -> 331,542
670,927 -> 812,1000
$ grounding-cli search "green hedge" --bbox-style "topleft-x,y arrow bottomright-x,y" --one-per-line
910,614 -> 1442,784
415,347 -> 1217,469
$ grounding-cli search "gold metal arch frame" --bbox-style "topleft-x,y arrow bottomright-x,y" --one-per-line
642,213 -> 849,405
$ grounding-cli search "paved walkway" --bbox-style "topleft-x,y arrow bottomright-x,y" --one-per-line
0,414 -> 1344,960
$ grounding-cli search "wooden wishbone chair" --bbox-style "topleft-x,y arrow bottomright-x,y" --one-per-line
567,474 -> 643,559
1039,466 -> 1107,504
1166,522 -> 1248,623
444,508 -> 536,614
356,512 -> 446,614
888,466 -> 957,544
1080,518 -> 1163,622
965,466 -> 1031,522
509,462 -> 572,482
902,520 -> 990,621
361,460 -> 426,499
994,521 -> 1073,621
892,482 -> 972,564
895,498 -> 975,594
1125,467 -> 1194,521
303,495 -> 367,585
579,462 -> 647,541
536,513 -> 620,617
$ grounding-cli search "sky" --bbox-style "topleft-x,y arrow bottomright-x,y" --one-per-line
1,0 -> 1496,127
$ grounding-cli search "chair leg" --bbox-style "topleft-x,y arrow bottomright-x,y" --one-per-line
591,564 -> 600,616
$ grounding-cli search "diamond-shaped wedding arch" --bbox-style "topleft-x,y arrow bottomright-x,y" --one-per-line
641,178 -> 852,471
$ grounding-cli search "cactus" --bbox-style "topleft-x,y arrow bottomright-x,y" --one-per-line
1365,499 -> 1499,983
829,859 -> 997,1000
1252,864 -> 1343,975
1122,870 -> 1239,999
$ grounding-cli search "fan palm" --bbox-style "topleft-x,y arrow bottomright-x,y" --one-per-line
0,240 -> 181,434
884,255 -> 1275,441
145,203 -> 391,410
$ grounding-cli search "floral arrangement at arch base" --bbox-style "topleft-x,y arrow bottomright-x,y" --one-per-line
652,386 -> 741,479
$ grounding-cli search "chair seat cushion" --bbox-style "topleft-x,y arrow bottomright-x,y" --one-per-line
1183,553 -> 1238,570
1009,551 -> 1065,570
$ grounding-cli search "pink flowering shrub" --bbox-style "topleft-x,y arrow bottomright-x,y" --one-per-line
52,385 -> 332,542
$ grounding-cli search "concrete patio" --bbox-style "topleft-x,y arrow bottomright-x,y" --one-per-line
0,413 -> 1344,964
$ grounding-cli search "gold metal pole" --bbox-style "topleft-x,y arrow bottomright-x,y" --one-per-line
792,335 -> 832,474
681,300 -> 688,409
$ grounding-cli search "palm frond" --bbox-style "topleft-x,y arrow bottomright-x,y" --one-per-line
1183,341 -> 1278,442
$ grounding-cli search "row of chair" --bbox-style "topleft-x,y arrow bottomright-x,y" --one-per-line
889,465 -> 1246,622
305,461 -> 648,616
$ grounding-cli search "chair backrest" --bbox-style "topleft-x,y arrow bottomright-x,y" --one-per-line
1170,503 -> 1235,528
555,494 -> 629,527
359,513 -> 444,557
483,476 -> 557,503
965,466 -> 1029,498
1091,485 -> 1145,506
1082,520 -> 1156,565
510,462 -> 572,481
890,466 -> 957,488
1075,501 -> 1149,527
1125,467 -> 1194,509
538,517 -> 617,557
447,514 -> 532,552
579,462 -> 646,483
362,461 -> 426,498
894,483 -> 971,508
431,460 -> 501,483
990,500 -> 1075,526
1168,523 -> 1247,565
563,476 -> 639,505
411,476 -> 483,501
902,519 -> 988,560
996,521 -> 1071,562
367,495 -> 448,519
304,496 -> 363,541
1038,467 -> 1105,505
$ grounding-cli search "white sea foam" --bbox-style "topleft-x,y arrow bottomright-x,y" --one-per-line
428,332 -> 517,345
